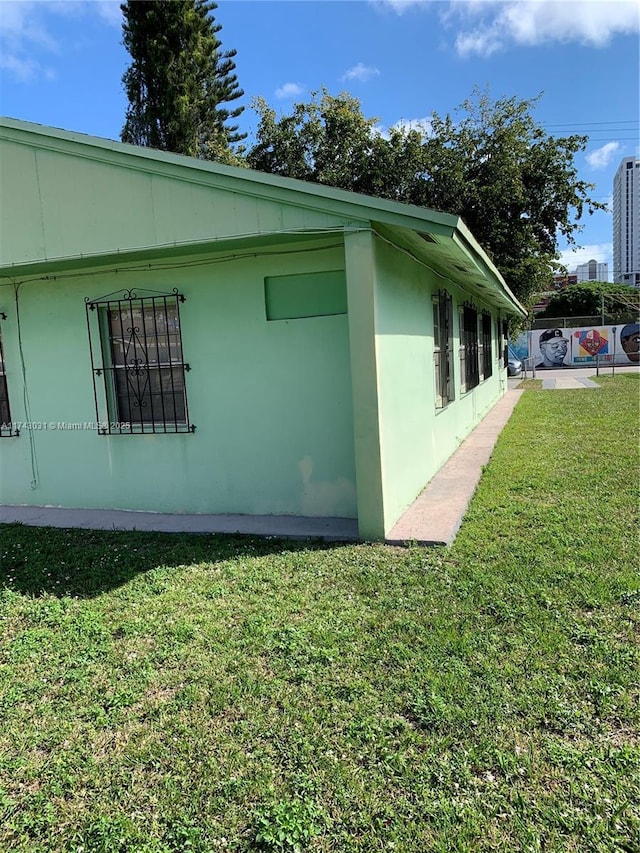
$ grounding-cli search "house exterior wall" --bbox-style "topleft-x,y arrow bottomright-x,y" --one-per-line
372,237 -> 507,533
0,137 -> 355,269
1,120 -> 525,539
0,242 -> 357,519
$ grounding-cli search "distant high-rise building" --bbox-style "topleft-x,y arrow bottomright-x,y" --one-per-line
576,259 -> 608,282
612,156 -> 640,287
551,258 -> 607,289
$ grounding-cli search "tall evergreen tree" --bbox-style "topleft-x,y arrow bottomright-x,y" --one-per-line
121,0 -> 244,161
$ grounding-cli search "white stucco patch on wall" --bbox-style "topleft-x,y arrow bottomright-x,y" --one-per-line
299,455 -> 357,517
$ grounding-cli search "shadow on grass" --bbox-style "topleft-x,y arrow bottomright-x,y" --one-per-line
0,523 -> 341,599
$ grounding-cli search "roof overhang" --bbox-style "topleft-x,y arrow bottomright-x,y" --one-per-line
372,222 -> 526,317
0,117 -> 526,317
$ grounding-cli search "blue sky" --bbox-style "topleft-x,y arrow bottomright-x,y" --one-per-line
1,0 -> 638,279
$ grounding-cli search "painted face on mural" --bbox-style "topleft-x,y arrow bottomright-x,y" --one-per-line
620,323 -> 640,363
538,329 -> 569,368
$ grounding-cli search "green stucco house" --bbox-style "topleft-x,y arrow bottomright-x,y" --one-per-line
0,117 -> 525,540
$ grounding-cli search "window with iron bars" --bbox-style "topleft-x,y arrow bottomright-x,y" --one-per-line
459,302 -> 479,393
86,290 -> 195,435
0,315 -> 18,437
432,290 -> 454,408
481,311 -> 493,380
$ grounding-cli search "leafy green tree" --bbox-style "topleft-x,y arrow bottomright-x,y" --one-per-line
420,92 -> 604,306
247,89 -> 604,306
121,0 -> 244,162
247,89 -> 429,200
537,282 -> 639,319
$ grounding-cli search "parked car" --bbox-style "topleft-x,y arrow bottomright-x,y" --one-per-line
507,349 -> 523,377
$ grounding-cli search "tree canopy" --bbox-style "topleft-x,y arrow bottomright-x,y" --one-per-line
537,281 -> 640,319
247,89 -> 605,306
247,90 -> 428,201
121,0 -> 244,162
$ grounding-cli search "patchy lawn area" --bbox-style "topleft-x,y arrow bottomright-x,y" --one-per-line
1,374 -> 638,852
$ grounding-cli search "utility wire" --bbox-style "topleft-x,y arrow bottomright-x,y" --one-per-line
542,120 -> 637,127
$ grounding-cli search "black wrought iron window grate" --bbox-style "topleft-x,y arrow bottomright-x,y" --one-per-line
0,314 -> 18,438
86,289 -> 195,435
433,290 -> 454,408
460,301 -> 480,392
481,311 -> 493,380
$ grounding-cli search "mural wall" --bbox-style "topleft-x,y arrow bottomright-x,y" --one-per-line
526,323 -> 639,368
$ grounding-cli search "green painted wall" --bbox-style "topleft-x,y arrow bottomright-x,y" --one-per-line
373,236 -> 507,534
344,230 -> 385,541
0,138 -> 352,269
0,124 -> 523,537
0,242 -> 357,518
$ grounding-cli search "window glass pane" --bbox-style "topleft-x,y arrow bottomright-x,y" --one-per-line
0,326 -> 15,436
434,292 -> 454,408
434,350 -> 443,408
0,377 -> 10,426
114,367 -> 186,425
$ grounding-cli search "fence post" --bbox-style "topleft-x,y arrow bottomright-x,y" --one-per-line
612,328 -> 617,376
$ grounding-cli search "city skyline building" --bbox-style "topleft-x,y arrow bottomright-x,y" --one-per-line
552,258 -> 608,289
612,156 -> 640,287
576,259 -> 608,282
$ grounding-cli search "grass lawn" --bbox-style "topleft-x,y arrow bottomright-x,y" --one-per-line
1,374 -> 638,852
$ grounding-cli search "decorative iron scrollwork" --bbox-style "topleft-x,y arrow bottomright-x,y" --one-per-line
85,290 -> 194,435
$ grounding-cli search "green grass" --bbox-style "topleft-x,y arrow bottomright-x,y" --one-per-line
1,374 -> 638,852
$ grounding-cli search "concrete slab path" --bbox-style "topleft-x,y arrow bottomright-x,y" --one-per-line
542,376 -> 601,390
0,504 -> 359,541
0,386 -> 523,546
386,389 -> 524,546
3,366 -> 634,546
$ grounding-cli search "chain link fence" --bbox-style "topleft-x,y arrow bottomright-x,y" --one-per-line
531,312 -> 638,330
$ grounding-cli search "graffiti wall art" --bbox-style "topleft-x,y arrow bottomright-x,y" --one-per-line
528,322 -> 640,366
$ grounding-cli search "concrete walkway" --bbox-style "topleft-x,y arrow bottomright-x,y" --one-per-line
0,390 -> 524,548
527,363 -> 638,390
542,376 -> 600,390
4,366 -> 634,546
388,364 -> 638,543
386,389 -> 523,546
0,504 -> 359,541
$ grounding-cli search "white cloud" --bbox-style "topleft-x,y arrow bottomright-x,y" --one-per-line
558,242 -> 613,271
275,82 -> 304,99
0,52 -> 39,83
34,0 -> 121,27
0,1 -> 57,82
0,0 -> 120,82
372,123 -> 389,139
341,63 -> 380,83
586,142 -> 621,170
372,0 -> 428,13
374,116 -> 433,140
374,1 -> 639,55
94,1 -> 122,28
391,116 -> 433,136
453,1 -> 640,57
0,2 -> 58,51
